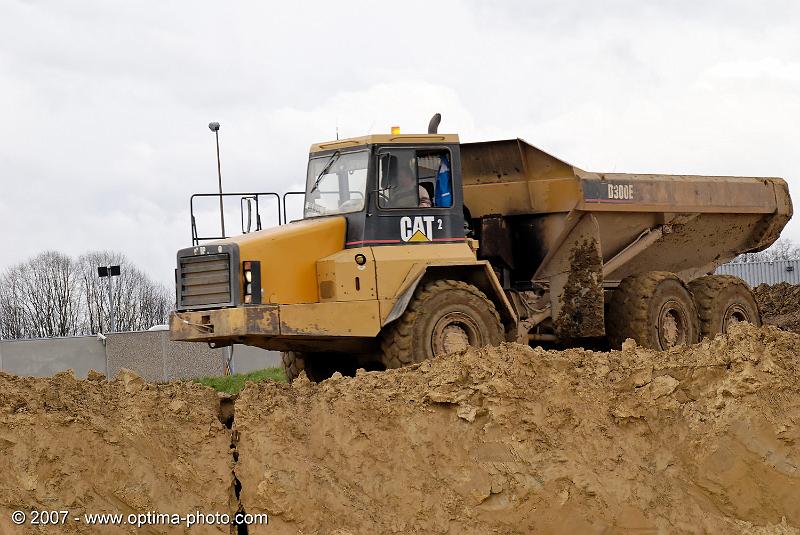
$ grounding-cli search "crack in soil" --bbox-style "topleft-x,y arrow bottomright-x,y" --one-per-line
219,395 -> 248,535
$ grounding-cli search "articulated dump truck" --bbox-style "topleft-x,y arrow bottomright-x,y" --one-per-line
170,115 -> 792,381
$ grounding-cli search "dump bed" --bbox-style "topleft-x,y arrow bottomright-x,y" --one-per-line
461,139 -> 792,282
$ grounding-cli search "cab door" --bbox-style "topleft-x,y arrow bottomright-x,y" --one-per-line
356,144 -> 465,248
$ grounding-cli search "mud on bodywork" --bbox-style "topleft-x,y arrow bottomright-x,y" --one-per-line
554,238 -> 605,338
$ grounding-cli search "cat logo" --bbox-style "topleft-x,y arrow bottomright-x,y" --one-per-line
400,216 -> 435,242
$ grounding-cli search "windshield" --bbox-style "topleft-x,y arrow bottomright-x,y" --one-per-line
304,150 -> 369,218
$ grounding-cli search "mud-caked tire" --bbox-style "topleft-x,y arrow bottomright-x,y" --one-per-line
607,271 -> 700,350
380,279 -> 504,369
688,275 -> 761,339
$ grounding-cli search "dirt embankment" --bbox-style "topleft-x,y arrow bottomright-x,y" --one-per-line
236,323 -> 800,534
0,370 -> 233,534
1,323 -> 799,534
755,282 -> 800,333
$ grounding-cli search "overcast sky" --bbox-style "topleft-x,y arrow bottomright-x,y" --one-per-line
2,0 -> 799,285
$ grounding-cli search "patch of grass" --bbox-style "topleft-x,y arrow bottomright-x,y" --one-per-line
195,367 -> 286,394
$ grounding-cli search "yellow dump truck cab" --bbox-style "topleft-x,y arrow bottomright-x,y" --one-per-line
171,131 -> 516,378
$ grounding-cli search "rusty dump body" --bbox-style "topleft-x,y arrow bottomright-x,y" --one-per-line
461,139 -> 792,338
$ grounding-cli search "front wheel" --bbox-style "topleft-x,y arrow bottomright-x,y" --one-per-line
380,279 -> 504,369
281,351 -> 346,383
281,351 -> 307,383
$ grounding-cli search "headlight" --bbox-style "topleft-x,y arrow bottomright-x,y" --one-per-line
242,261 -> 261,304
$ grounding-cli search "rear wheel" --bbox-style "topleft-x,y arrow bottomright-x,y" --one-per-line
607,271 -> 700,350
381,279 -> 504,369
688,275 -> 761,339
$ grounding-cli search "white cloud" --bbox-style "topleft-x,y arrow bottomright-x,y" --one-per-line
703,57 -> 800,83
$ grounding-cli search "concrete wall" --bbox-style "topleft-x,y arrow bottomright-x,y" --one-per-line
0,331 -> 282,381
0,336 -> 106,379
105,331 -> 226,382
232,344 -> 281,374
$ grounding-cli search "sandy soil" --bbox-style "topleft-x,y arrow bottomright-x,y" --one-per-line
235,323 -> 800,534
755,282 -> 800,333
0,369 -> 233,534
1,323 -> 798,534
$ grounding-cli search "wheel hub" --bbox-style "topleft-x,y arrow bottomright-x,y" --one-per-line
442,325 -> 470,353
722,304 -> 749,332
432,312 -> 481,356
658,300 -> 689,349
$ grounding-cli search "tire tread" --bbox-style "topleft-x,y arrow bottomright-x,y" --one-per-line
607,271 -> 697,349
688,275 -> 760,338
380,279 -> 501,369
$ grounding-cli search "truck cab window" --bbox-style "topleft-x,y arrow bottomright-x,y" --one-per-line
304,150 -> 368,218
378,149 -> 452,209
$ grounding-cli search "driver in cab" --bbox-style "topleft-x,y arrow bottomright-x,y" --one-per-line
386,157 -> 431,209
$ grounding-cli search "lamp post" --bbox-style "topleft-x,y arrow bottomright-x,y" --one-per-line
208,121 -> 225,239
97,265 -> 121,332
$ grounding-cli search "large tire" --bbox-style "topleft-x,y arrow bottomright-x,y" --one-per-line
607,271 -> 700,350
381,279 -> 504,369
281,351 -> 341,383
688,275 -> 761,339
281,351 -> 306,383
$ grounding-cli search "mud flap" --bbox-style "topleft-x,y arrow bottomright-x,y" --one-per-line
534,212 -> 605,339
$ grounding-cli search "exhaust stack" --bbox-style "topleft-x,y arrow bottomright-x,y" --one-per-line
428,113 -> 441,134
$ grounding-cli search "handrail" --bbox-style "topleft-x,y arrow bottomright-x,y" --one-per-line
282,191 -> 305,226
190,192 -> 282,246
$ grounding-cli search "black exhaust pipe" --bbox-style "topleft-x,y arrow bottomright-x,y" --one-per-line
428,113 -> 441,134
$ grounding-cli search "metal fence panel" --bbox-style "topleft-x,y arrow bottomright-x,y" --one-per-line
715,260 -> 800,287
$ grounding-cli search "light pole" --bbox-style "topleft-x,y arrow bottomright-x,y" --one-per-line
97,265 -> 121,332
208,121 -> 225,238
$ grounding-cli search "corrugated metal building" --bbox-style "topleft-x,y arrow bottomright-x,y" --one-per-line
715,260 -> 800,287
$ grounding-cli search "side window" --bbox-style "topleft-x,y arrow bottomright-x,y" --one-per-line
378,148 -> 453,209
418,150 -> 453,208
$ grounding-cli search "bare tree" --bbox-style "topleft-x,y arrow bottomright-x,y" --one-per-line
734,238 -> 800,263
77,251 -> 173,333
0,250 -> 173,340
0,251 -> 83,339
77,251 -> 113,336
0,269 -> 28,339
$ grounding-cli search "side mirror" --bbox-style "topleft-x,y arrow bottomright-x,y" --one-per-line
240,196 -> 256,234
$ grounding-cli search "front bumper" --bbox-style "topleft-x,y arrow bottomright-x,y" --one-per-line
170,305 -> 279,343
170,300 -> 382,345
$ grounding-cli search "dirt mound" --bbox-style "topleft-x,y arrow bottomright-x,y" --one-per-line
0,369 -> 232,534
755,283 -> 800,333
235,324 -> 800,534
1,325 -> 799,534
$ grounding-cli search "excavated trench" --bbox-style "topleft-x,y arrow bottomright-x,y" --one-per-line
1,319 -> 800,534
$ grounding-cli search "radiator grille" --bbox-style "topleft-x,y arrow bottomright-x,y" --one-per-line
179,253 -> 232,308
